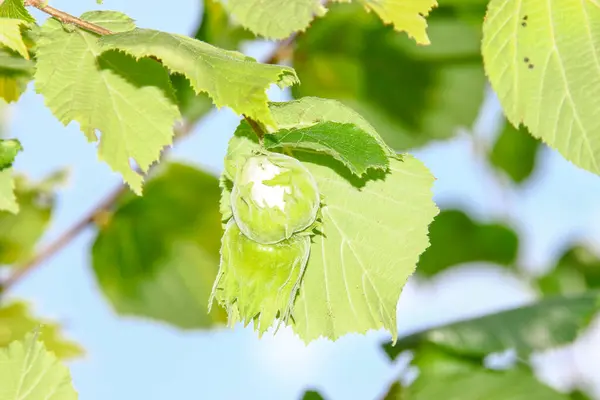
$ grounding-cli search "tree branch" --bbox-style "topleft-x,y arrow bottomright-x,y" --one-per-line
1,3 -> 300,293
25,0 -> 114,36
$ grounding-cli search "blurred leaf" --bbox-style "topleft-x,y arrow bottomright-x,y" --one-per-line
406,364 -> 567,400
0,333 -> 77,400
569,390 -> 593,400
92,163 -> 227,329
0,169 -> 16,213
292,2 -> 486,151
383,291 -> 600,360
194,0 -> 255,50
0,301 -> 83,359
0,138 -> 22,170
382,381 -> 403,400
301,390 -> 326,400
0,48 -> 34,103
0,172 -> 62,265
383,344 -> 568,399
490,121 -> 541,184
417,209 -> 518,277
537,246 -> 600,296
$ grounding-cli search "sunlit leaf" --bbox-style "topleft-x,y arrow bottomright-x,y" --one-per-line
34,11 -> 180,194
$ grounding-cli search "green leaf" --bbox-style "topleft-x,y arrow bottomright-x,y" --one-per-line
384,345 -> 569,399
490,120 -> 541,184
92,163 -> 227,329
34,11 -> 181,194
406,364 -> 568,400
333,0 -> 438,45
99,28 -> 298,128
224,97 -> 438,342
0,48 -> 34,102
224,0 -> 327,40
264,121 -> 390,176
537,246 -> 600,296
0,333 -> 77,400
417,209 -> 519,277
0,19 -> 30,59
292,2 -> 486,151
0,0 -> 35,23
0,138 -> 21,170
224,0 -> 436,44
169,0 -> 256,122
194,0 -> 255,49
302,390 -> 326,400
0,48 -> 33,72
383,291 -> 600,360
0,169 -> 17,213
0,172 -> 61,264
482,0 -> 600,176
0,302 -> 83,359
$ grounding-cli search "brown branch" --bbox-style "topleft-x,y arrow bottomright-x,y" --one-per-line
25,0 -> 114,36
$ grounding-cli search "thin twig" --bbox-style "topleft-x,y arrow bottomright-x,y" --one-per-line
25,0 -> 114,36
1,2 -> 299,293
0,186 -> 125,292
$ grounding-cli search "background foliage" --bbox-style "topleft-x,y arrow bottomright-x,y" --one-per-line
1,0 -> 600,399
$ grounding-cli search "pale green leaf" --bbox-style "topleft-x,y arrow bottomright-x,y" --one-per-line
34,11 -> 181,194
0,172 -> 61,264
333,0 -> 437,45
0,333 -> 77,400
264,121 -> 390,176
293,2 -> 486,151
0,0 -> 35,23
224,0 -> 327,40
0,169 -> 17,213
99,28 -> 298,128
0,302 -> 83,359
92,163 -> 227,329
383,291 -> 600,360
0,19 -> 29,59
225,97 -> 438,342
482,0 -> 600,176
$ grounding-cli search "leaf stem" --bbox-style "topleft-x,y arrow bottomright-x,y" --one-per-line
243,115 -> 266,145
25,0 -> 114,36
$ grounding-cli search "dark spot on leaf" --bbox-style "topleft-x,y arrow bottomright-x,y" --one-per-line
528,64 -> 534,69
524,57 -> 530,63
522,22 -> 527,27
523,15 -> 528,20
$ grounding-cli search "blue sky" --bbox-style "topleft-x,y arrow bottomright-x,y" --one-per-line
4,1 -> 600,399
